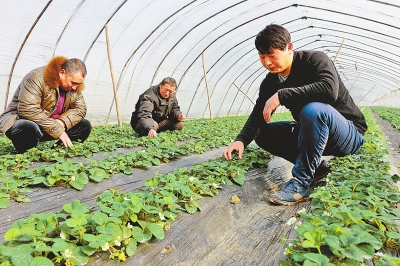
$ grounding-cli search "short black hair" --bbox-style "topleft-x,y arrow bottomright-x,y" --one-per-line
160,77 -> 177,88
62,58 -> 87,77
255,24 -> 291,54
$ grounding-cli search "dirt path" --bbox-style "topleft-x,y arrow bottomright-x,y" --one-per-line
372,111 -> 400,176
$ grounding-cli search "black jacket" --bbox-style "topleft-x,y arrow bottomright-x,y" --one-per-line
130,85 -> 182,133
236,50 -> 368,146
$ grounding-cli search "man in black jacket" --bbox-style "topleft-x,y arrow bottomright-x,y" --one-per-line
130,77 -> 186,138
223,24 -> 367,206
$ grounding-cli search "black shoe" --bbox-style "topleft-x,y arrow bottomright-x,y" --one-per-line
311,160 -> 331,185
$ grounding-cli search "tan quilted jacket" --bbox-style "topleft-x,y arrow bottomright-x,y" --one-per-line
0,56 -> 87,139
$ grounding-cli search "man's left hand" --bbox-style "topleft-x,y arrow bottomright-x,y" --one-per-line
59,132 -> 73,148
263,92 -> 280,122
178,114 -> 186,122
55,119 -> 73,147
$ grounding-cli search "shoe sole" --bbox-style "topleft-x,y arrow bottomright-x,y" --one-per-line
268,196 -> 311,206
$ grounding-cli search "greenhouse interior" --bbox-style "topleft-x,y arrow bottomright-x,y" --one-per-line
0,0 -> 399,265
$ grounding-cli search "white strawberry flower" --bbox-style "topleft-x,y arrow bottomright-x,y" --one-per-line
114,239 -> 121,246
60,231 -> 67,239
102,242 -> 110,251
294,220 -> 302,229
286,217 -> 297,226
322,211 -> 332,216
159,212 -> 166,221
64,249 -> 72,258
297,207 -> 306,214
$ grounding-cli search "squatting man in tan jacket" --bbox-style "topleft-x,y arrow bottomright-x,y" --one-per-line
0,56 -> 92,153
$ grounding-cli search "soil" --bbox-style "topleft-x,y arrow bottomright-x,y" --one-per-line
372,112 -> 400,176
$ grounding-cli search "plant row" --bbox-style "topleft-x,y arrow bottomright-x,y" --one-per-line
280,107 -> 400,266
371,106 -> 400,131
0,116 -> 251,209
0,145 -> 272,266
0,116 -> 248,166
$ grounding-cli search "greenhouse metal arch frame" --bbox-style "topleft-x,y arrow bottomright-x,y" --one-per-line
1,0 -> 399,125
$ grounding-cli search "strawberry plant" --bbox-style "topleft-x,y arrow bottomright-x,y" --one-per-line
0,116 -> 279,208
0,116 -> 254,207
280,107 -> 400,266
372,106 -> 400,131
0,145 -> 272,265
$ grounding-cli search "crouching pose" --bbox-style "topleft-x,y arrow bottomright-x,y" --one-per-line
0,56 -> 92,153
130,77 -> 186,138
223,24 -> 367,206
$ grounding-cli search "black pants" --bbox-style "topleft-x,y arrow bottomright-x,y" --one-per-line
132,119 -> 184,136
5,119 -> 92,153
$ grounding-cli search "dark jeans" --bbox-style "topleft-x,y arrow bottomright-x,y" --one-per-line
5,119 -> 92,153
133,119 -> 184,136
255,102 -> 364,188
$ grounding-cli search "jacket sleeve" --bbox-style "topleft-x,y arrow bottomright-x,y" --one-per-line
17,70 -> 65,139
58,92 -> 87,130
168,94 -> 182,120
278,52 -> 339,107
136,94 -> 156,132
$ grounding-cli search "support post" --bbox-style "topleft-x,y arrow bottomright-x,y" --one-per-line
357,84 -> 376,106
104,24 -> 122,127
201,52 -> 213,119
333,38 -> 345,63
348,73 -> 360,93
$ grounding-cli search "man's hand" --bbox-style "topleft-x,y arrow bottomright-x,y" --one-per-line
223,141 -> 245,160
178,114 -> 186,122
55,119 -> 73,147
148,129 -> 157,138
263,92 -> 280,122
59,132 -> 73,148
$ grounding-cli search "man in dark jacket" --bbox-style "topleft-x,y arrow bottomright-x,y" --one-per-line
223,24 -> 367,206
130,77 -> 186,138
0,56 -> 92,153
